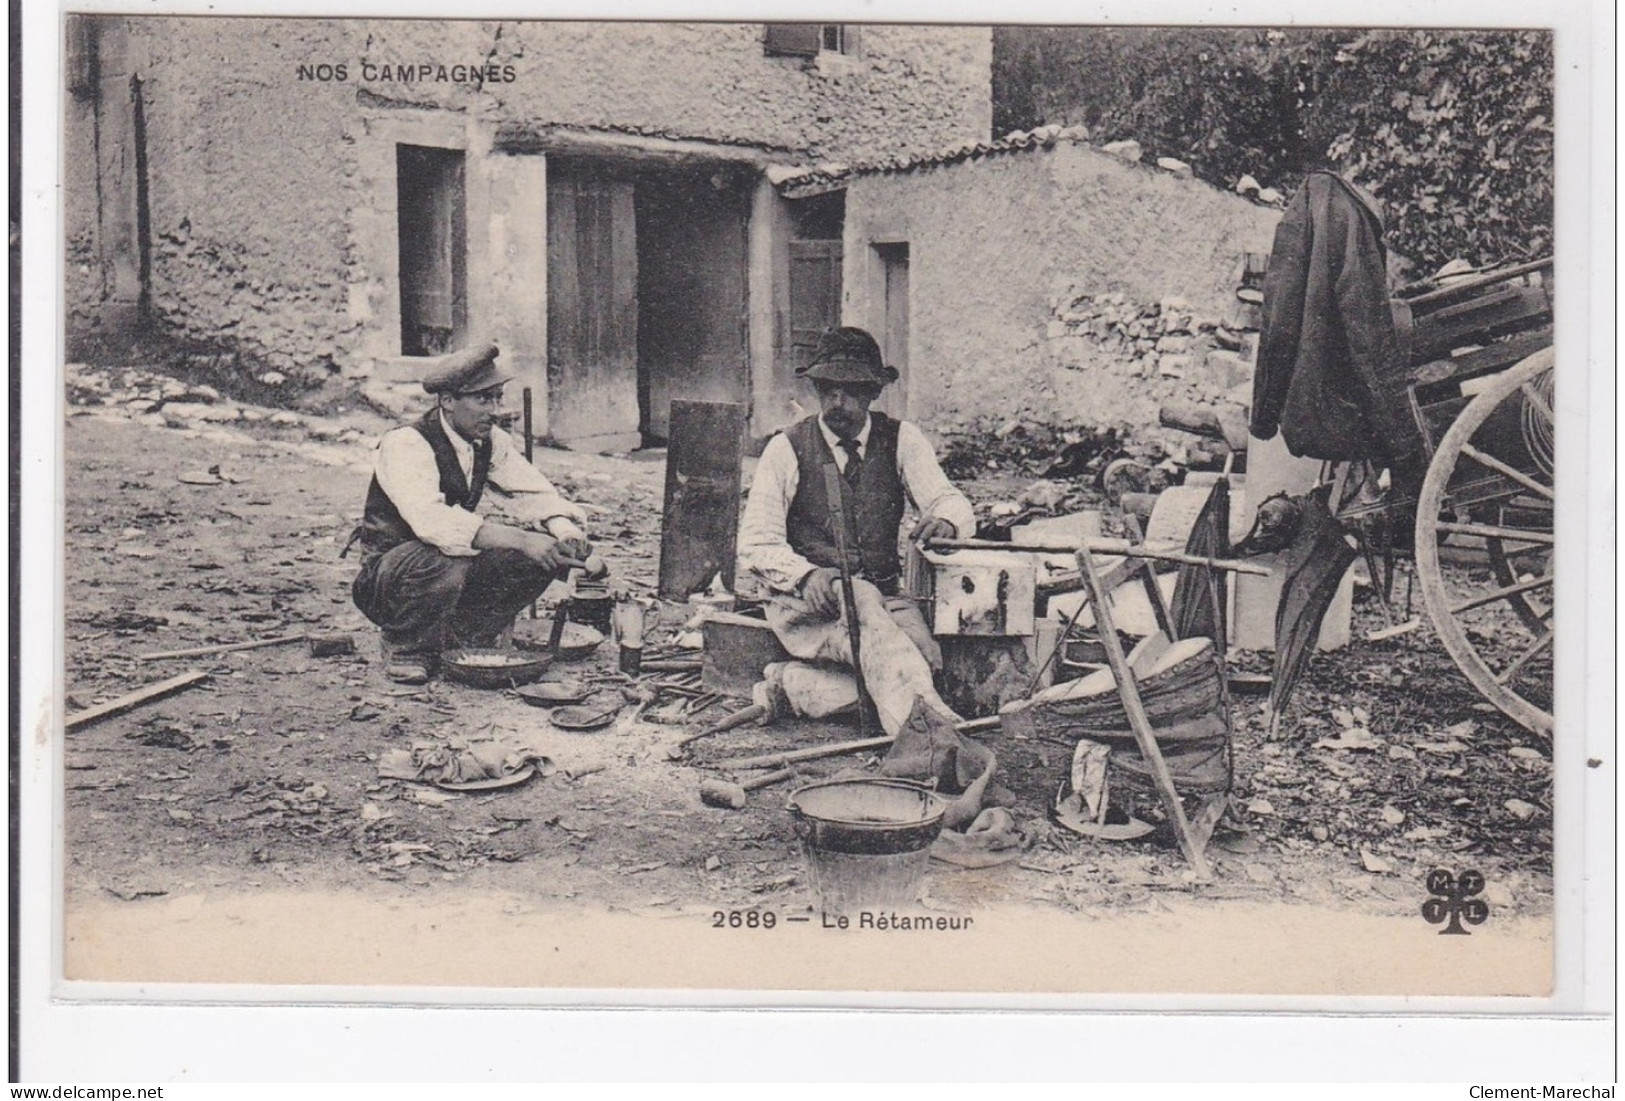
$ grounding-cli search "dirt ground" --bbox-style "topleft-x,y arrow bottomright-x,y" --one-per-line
59,365 -> 1555,982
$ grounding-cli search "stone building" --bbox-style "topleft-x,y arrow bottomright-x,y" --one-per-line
773,131 -> 1281,445
65,17 -> 993,448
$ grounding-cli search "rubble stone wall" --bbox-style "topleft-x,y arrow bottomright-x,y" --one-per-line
844,140 -> 1278,448
65,16 -> 992,384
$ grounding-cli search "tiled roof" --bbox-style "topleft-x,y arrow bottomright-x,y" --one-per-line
771,123 -> 1090,197
770,125 -> 1285,208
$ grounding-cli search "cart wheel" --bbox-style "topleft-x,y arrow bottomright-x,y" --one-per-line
1415,348 -> 1555,735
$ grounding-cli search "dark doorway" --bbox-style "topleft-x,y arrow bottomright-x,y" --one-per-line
634,168 -> 751,445
396,144 -> 467,356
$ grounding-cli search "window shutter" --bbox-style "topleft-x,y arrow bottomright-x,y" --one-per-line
763,24 -> 821,58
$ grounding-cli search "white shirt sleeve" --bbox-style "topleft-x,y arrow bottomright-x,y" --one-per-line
896,421 -> 975,537
373,427 -> 485,556
483,429 -> 589,541
738,433 -> 819,593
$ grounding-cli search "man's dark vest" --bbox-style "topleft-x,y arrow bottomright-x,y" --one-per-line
352,411 -> 492,559
784,413 -> 906,593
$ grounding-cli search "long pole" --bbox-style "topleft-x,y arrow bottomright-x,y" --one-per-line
923,537 -> 1271,576
822,463 -> 879,736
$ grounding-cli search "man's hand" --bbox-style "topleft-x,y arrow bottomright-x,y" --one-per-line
909,516 -> 957,546
518,531 -> 571,573
556,535 -> 593,564
800,566 -> 842,620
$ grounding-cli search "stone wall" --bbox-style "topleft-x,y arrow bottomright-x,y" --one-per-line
64,16 -> 992,384
842,139 -> 1279,448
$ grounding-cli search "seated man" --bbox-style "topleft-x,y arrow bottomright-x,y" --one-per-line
738,327 -> 974,734
348,342 -> 592,684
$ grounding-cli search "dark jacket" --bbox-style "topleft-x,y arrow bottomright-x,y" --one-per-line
784,413 -> 907,594
1252,172 -> 1423,469
354,411 -> 493,559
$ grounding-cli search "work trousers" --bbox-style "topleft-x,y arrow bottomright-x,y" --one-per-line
352,541 -> 558,659
764,578 -> 959,737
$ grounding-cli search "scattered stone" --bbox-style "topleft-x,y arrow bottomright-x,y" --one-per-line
258,371 -> 287,386
1101,139 -> 1142,162
1314,727 -> 1381,752
269,411 -> 303,427
1155,156 -> 1192,178
1379,805 -> 1405,826
1257,187 -> 1284,205
1158,354 -> 1191,378
1359,848 -> 1393,874
1308,824 -> 1330,842
704,855 -> 722,872
1245,798 -> 1275,816
1503,799 -> 1538,821
1235,174 -> 1261,196
1483,881 -> 1515,908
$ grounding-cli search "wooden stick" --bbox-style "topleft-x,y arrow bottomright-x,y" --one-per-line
708,713 -> 997,770
711,735 -> 895,771
1076,543 -> 1211,879
66,670 -> 210,730
136,633 -> 305,662
925,538 -> 1271,576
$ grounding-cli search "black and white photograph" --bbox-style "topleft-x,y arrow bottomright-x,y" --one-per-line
16,0 -> 1614,1081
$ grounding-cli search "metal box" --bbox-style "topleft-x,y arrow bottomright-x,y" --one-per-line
906,547 -> 1037,637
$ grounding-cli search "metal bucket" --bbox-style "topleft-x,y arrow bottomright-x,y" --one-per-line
787,779 -> 948,915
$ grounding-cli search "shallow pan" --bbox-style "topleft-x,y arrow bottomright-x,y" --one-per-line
513,679 -> 591,707
439,648 -> 553,689
513,619 -> 606,662
433,763 -> 539,792
550,703 -> 622,731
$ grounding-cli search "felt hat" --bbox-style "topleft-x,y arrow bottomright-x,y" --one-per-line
422,342 -> 510,395
796,327 -> 899,386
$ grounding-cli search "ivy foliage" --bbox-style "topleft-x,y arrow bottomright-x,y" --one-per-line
992,27 -> 1553,271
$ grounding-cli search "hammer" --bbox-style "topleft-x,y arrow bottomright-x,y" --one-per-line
699,767 -> 796,811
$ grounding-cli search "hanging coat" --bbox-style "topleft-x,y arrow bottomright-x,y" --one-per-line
1251,172 -> 1424,472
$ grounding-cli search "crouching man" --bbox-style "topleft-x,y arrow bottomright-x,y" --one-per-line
738,327 -> 973,734
348,343 -> 593,684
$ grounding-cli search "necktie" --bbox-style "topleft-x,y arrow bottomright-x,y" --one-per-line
838,438 -> 863,485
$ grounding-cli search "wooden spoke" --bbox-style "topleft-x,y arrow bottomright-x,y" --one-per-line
1415,348 -> 1555,736
1449,573 -> 1554,616
1520,381 -> 1555,425
1434,521 -> 1553,545
1495,630 -> 1554,685
1459,442 -> 1554,500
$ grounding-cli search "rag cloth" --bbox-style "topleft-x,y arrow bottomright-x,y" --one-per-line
930,807 -> 1026,868
880,697 -> 998,832
762,576 -> 958,737
379,741 -> 551,786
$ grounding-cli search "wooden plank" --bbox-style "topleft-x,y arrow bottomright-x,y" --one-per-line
66,670 -> 210,730
1076,544 -> 1212,879
659,400 -> 748,599
137,632 -> 305,662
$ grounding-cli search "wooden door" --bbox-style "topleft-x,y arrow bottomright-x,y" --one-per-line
546,170 -> 640,444
788,239 -> 843,376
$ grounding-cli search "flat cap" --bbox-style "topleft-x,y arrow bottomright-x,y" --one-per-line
422,342 -> 510,395
797,327 -> 899,386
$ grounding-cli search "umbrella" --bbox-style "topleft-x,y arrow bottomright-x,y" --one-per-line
1268,484 -> 1359,728
1169,479 -> 1231,644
